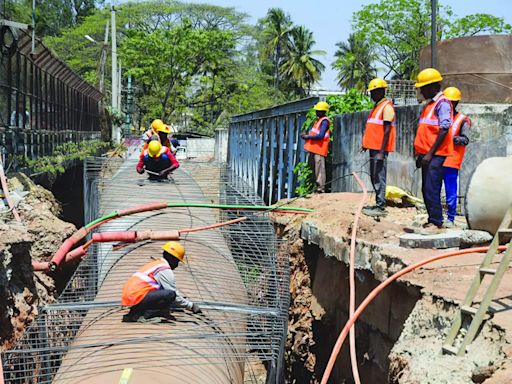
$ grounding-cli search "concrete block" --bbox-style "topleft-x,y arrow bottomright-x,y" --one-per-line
399,230 -> 463,249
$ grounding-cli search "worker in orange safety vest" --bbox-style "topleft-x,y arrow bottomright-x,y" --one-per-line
412,68 -> 454,234
442,87 -> 471,228
121,242 -> 202,322
361,78 -> 396,218
300,101 -> 330,193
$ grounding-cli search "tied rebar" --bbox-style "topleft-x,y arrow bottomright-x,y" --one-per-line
2,149 -> 289,383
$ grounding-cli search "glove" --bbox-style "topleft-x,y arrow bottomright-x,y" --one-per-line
415,156 -> 422,169
136,167 -> 144,174
191,303 -> 202,314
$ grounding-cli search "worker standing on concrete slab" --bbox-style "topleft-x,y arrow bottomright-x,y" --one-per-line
442,87 -> 471,228
414,68 -> 454,234
361,78 -> 396,217
136,139 -> 179,180
301,101 -> 330,193
121,242 -> 201,322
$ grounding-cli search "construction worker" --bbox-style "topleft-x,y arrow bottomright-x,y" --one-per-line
143,119 -> 166,142
413,68 -> 454,233
121,242 -> 202,322
442,87 -> 471,228
143,120 -> 180,154
361,78 -> 396,217
136,139 -> 179,180
300,101 -> 330,193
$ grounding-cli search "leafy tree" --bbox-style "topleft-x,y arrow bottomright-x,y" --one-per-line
332,33 -> 377,91
280,25 -> 325,97
445,13 -> 512,38
259,8 -> 293,89
352,0 -> 512,79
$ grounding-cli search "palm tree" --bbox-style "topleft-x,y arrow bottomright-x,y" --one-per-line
261,8 -> 293,89
280,25 -> 326,97
332,33 -> 377,91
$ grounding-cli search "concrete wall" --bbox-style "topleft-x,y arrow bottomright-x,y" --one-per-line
185,138 -> 215,159
214,128 -> 228,162
332,103 -> 512,202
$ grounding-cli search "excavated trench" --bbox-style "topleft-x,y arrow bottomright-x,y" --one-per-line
276,222 -> 508,384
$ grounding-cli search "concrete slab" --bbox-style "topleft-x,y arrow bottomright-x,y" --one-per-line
399,230 -> 464,249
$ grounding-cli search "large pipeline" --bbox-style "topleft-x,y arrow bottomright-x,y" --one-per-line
465,157 -> 512,234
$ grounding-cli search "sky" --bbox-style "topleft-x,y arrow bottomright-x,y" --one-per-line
117,0 -> 512,89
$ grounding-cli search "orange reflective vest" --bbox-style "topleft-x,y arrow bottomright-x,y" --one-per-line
444,113 -> 471,169
362,99 -> 396,152
414,94 -> 454,156
303,116 -> 330,157
121,259 -> 170,306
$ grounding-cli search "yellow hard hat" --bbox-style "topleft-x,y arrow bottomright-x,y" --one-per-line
156,124 -> 171,134
148,140 -> 162,158
162,241 -> 185,262
367,78 -> 388,92
314,101 -> 329,111
151,119 -> 165,131
415,68 -> 443,88
443,86 -> 462,101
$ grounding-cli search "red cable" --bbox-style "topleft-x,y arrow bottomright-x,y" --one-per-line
179,217 -> 247,234
320,245 -> 508,384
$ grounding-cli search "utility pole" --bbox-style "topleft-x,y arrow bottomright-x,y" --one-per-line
431,0 -> 437,68
99,21 -> 109,94
31,0 -> 35,54
111,6 -> 120,143
117,59 -> 122,112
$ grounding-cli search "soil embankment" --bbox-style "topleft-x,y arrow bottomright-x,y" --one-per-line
0,173 -> 75,350
272,193 -> 512,383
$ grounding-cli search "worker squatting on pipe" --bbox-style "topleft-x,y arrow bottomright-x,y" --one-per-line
33,202 -> 312,273
320,245 -> 509,384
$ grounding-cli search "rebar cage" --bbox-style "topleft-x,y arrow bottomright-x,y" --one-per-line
2,152 -> 289,383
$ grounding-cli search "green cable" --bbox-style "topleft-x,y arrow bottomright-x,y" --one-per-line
165,202 -> 313,212
84,202 -> 312,229
85,211 -> 119,228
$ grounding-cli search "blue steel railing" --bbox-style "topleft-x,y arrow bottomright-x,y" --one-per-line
228,97 -> 319,204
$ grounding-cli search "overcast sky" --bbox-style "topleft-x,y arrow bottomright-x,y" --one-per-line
116,0 -> 512,89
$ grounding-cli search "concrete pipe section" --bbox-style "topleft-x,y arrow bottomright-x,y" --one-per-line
465,156 -> 512,234
53,157 -> 248,383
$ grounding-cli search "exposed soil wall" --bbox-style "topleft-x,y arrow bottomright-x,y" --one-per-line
272,194 -> 510,383
0,173 -> 75,350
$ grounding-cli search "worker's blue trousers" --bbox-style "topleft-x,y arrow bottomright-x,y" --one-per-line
421,155 -> 446,227
443,167 -> 459,222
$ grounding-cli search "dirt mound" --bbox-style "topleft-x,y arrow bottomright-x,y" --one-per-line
1,173 -> 75,350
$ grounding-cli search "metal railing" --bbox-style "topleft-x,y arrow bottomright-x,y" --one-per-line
0,20 -> 102,167
228,97 -> 319,204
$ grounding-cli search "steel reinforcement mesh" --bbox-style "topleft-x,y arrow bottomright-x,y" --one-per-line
2,151 -> 289,383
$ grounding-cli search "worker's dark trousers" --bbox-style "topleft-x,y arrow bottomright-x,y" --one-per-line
421,155 -> 446,227
443,166 -> 459,222
144,158 -> 171,180
128,289 -> 176,318
369,149 -> 388,209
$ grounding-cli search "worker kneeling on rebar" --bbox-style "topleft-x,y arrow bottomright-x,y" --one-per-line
136,138 -> 179,180
121,241 -> 202,322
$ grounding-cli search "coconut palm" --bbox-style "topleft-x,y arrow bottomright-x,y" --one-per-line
261,8 -> 293,89
332,33 -> 377,91
280,25 -> 326,97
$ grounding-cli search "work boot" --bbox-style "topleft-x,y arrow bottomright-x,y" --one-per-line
418,223 -> 445,235
444,220 -> 455,228
362,207 -> 387,217
122,314 -> 138,323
